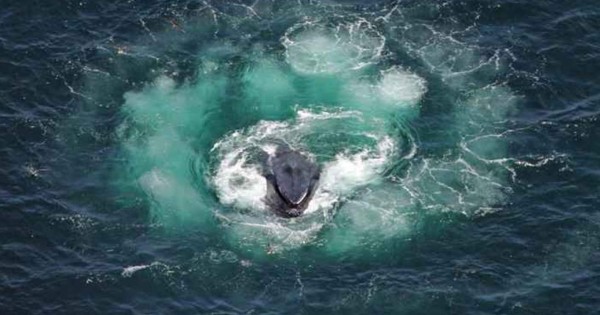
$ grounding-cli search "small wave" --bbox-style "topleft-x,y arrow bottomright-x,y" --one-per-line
121,264 -> 152,278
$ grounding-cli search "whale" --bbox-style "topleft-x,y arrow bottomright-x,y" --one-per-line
262,147 -> 320,217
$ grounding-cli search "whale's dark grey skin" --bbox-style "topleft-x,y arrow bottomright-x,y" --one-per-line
262,148 -> 320,218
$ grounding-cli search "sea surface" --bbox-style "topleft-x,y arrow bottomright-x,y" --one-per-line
1,0 -> 599,314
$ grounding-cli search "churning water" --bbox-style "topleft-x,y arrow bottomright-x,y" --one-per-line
2,0 -> 599,313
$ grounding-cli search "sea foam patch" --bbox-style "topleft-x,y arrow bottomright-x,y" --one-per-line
282,19 -> 385,74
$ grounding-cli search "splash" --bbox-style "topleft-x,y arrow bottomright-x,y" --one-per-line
209,109 -> 402,251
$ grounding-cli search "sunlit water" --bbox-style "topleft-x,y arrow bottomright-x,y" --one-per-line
2,0 -> 599,313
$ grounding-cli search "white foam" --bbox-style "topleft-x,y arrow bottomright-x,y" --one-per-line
296,108 -> 362,121
377,66 -> 428,105
138,168 -> 208,223
320,136 -> 394,195
122,264 -> 151,277
212,110 -> 394,212
282,19 -> 385,74
212,149 -> 267,210
344,66 -> 427,114
210,109 -> 396,249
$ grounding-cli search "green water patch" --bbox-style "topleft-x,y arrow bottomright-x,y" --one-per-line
69,2 -> 520,259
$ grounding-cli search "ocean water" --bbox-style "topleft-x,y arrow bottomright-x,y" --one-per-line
1,0 -> 599,314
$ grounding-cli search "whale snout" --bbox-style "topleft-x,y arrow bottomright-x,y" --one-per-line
264,148 -> 320,217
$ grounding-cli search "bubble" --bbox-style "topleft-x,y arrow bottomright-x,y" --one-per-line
80,2 -> 520,258
210,109 -> 398,251
376,67 -> 428,105
283,19 -> 385,74
212,146 -> 267,210
323,183 -> 413,254
342,66 -> 427,117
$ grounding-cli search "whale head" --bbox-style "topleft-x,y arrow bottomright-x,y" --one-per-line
264,148 -> 320,217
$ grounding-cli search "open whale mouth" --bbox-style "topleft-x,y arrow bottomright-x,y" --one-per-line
264,149 -> 320,218
274,182 -> 308,208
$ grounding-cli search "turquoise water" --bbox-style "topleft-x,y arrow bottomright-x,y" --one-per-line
107,4 -> 510,257
2,0 -> 599,313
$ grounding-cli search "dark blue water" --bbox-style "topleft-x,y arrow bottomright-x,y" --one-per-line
2,0 -> 600,314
